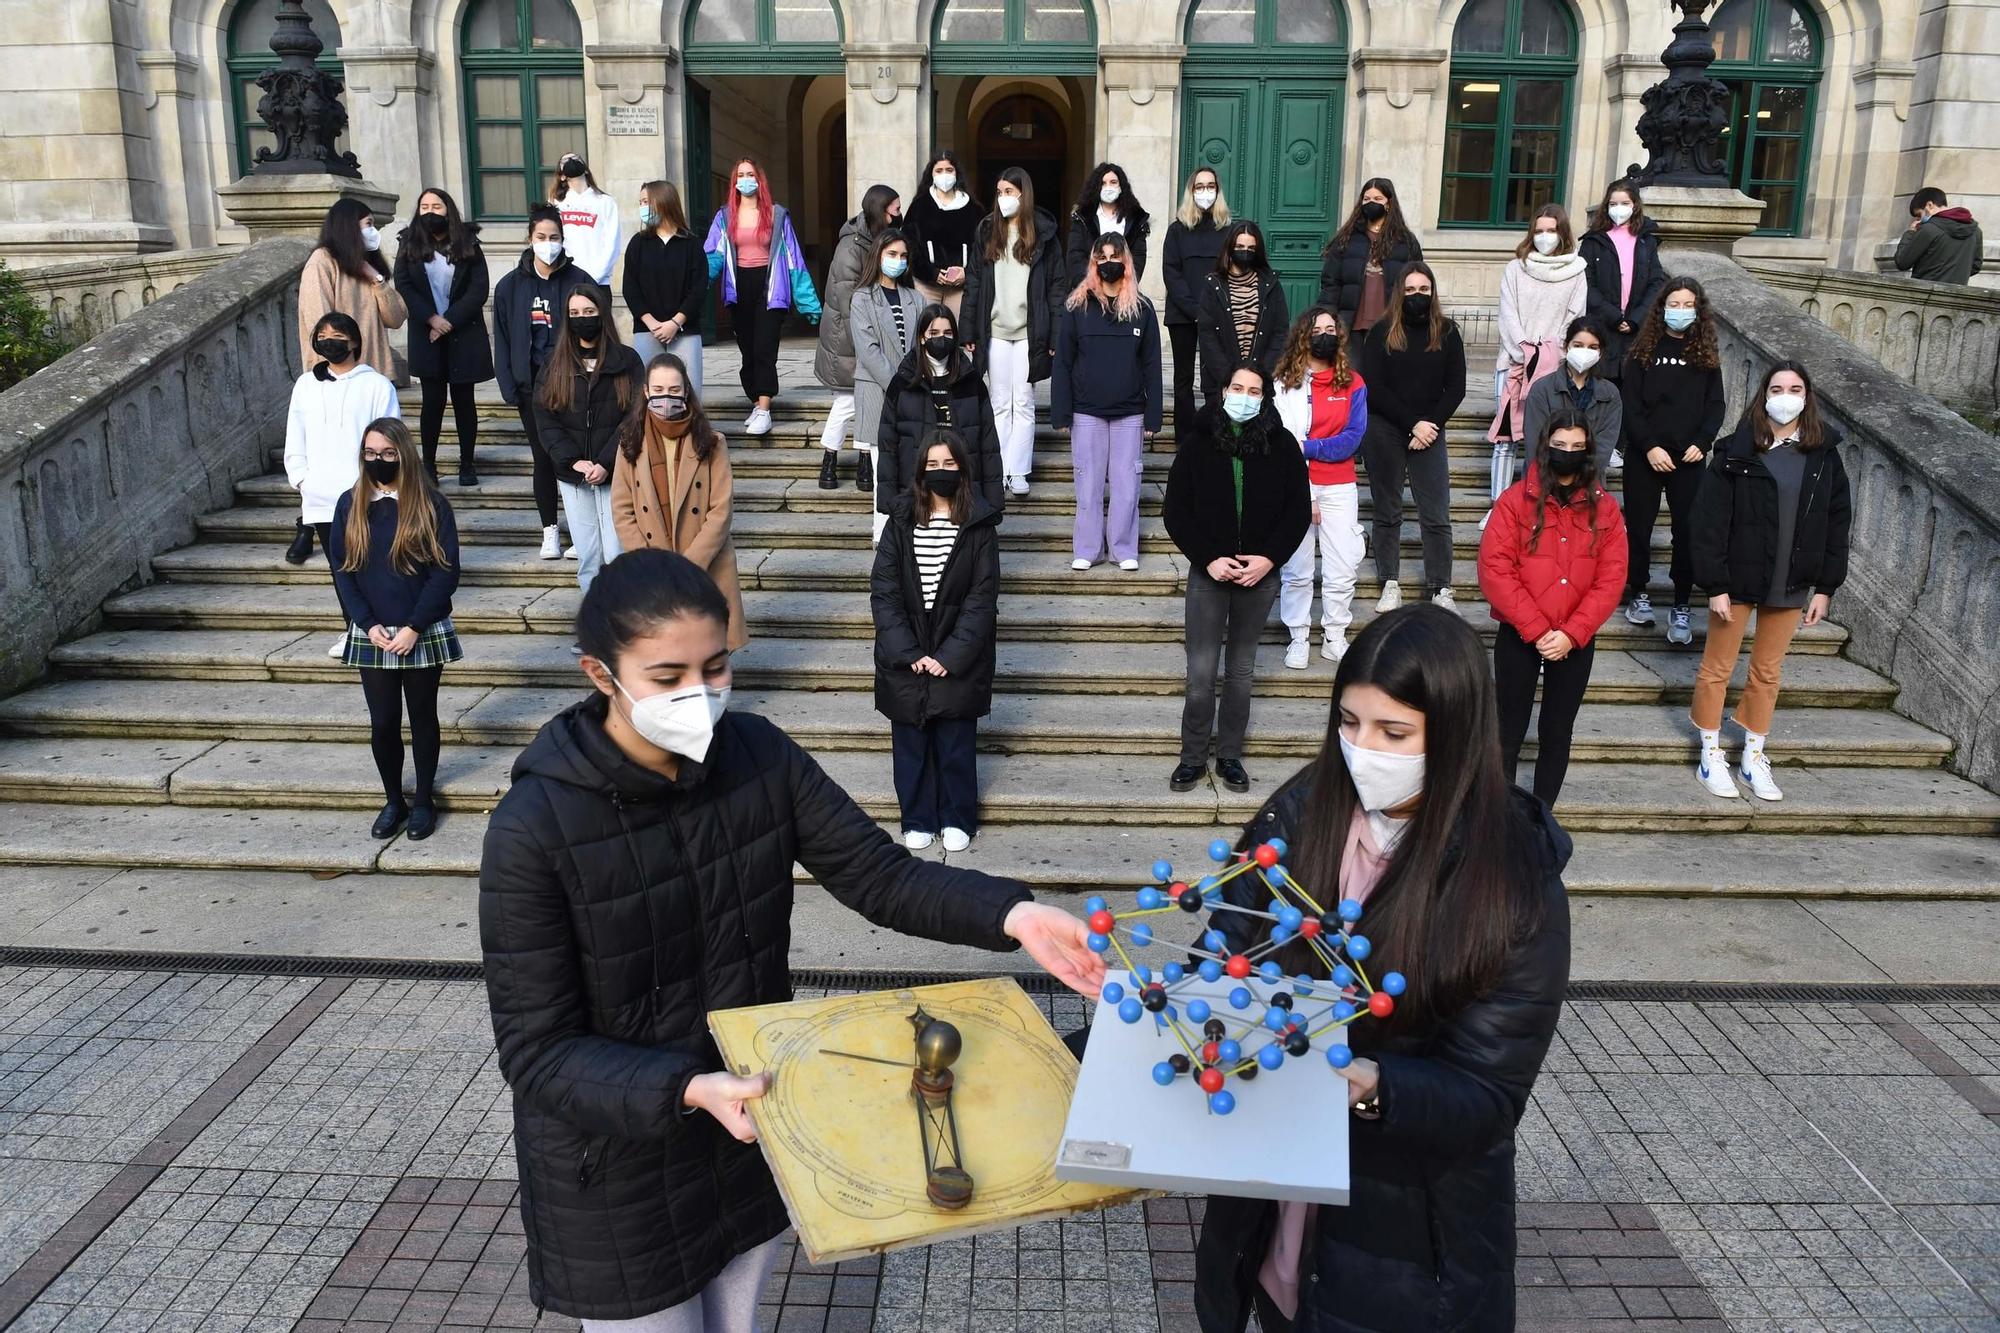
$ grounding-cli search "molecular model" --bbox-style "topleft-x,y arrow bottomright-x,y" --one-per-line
1086,837 -> 1407,1116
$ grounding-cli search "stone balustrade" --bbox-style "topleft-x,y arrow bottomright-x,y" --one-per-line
1740,260 -> 2000,432
1670,250 -> 2000,791
15,248 -> 238,340
0,238 -> 311,694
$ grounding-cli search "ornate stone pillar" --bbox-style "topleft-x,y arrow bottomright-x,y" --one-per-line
845,45 -> 926,217
1348,47 -> 1447,229
1100,45 -> 1184,306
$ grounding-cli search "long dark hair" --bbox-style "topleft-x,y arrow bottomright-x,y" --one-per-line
903,302 -> 968,379
909,428 -> 972,526
1072,161 -> 1147,231
619,353 -> 718,464
1628,276 -> 1719,369
317,197 -> 389,281
1747,358 -> 1830,453
399,187 -> 482,266
860,183 -> 900,236
538,283 -> 637,416
1382,261 -> 1450,354
861,227 -> 914,288
984,167 -> 1040,265
1588,178 -> 1645,234
918,149 -> 974,206
1324,176 -> 1414,264
1213,220 -> 1269,275
1527,408 -> 1603,553
1274,606 -> 1540,1035
576,548 -> 729,666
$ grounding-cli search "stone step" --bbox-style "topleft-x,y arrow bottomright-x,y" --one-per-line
196,503 -> 1675,559
0,740 -> 1989,834
100,579 -> 1851,654
45,629 -> 1902,707
0,679 -> 1946,767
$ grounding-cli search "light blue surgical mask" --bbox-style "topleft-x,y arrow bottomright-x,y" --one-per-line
1223,393 -> 1260,423
881,255 -> 908,279
639,205 -> 658,228
735,175 -> 758,197
1663,306 -> 1697,332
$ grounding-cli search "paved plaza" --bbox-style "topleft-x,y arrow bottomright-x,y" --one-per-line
0,966 -> 1989,1331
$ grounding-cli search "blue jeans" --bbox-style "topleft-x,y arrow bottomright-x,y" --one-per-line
557,479 -> 622,592
631,329 -> 703,399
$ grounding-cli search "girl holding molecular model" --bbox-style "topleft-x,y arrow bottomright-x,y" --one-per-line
1191,604 -> 1572,1333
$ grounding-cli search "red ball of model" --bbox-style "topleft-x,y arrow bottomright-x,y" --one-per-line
1253,844 -> 1280,869
1299,917 -> 1322,939
1225,954 -> 1251,979
1087,909 -> 1115,935
1169,881 -> 1189,897
1198,1068 -> 1225,1094
1368,991 -> 1395,1018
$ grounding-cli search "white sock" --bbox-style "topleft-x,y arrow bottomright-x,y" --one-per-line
1699,727 -> 1721,754
1743,730 -> 1767,762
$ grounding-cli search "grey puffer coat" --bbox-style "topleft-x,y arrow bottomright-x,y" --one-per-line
814,214 -> 872,388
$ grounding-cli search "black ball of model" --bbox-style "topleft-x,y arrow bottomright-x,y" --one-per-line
1284,1030 -> 1311,1057
1168,1053 -> 1191,1074
1203,1018 -> 1227,1041
1141,984 -> 1169,1012
1177,887 -> 1204,912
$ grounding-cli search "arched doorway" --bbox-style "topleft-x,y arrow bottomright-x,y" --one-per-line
931,0 -> 1096,218
974,92 -> 1069,220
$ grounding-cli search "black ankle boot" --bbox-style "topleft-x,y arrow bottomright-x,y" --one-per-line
817,451 -> 840,490
855,451 -> 874,493
284,520 -> 314,565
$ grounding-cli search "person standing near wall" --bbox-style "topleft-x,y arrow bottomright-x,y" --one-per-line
1273,307 -> 1369,670
1064,162 -> 1151,284
393,188 -> 492,488
1196,221 -> 1289,405
703,157 -> 821,437
851,229 -> 926,543
1315,178 -> 1423,336
1488,204 -> 1586,500
814,184 -> 901,490
1577,180 -> 1664,379
494,205 -> 592,561
623,179 -> 708,397
329,418 -> 461,843
962,168 -> 1066,498
1521,317 -> 1621,480
1619,277 -> 1726,647
904,151 -> 981,318
1161,167 -> 1230,430
550,153 -> 620,287
1689,361 -> 1851,803
1053,233 -> 1163,573
1360,263 -> 1466,611
871,431 -> 1001,854
298,197 -> 407,387
535,284 -> 645,607
1894,187 -> 1985,285
284,311 -> 402,657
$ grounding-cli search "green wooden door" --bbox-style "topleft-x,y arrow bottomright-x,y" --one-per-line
684,81 -> 717,340
1181,76 -> 1343,319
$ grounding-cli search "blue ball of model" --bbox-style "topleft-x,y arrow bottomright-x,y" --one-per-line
1218,1039 -> 1242,1064
1101,982 -> 1124,1004
1199,959 -> 1223,983
1087,933 -> 1109,953
1152,1061 -> 1176,1086
1208,838 -> 1232,862
1326,1044 -> 1354,1069
1229,987 -> 1253,1010
1383,971 -> 1407,996
1348,935 -> 1372,961
1118,998 -> 1143,1024
1209,1090 -> 1236,1115
1259,1044 -> 1285,1070
1136,886 -> 1164,910
1337,898 -> 1363,924
1187,999 -> 1211,1023
1152,859 -> 1174,883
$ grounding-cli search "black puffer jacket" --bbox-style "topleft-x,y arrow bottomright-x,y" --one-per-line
532,343 -> 646,476
961,208 -> 1068,382
1577,220 -> 1665,372
1195,269 -> 1289,397
1692,419 -> 1852,602
871,493 -> 1001,724
1161,216 -> 1226,325
1194,776 -> 1572,1333
479,699 -> 1032,1320
1163,407 -> 1311,572
874,352 -> 1006,516
1315,230 -> 1424,331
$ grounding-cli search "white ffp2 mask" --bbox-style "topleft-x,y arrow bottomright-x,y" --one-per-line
615,679 -> 729,763
1339,735 -> 1425,813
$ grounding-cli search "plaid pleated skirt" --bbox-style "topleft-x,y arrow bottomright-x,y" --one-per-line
340,617 -> 464,670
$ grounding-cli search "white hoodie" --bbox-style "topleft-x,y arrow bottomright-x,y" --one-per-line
284,363 -> 401,524
557,187 -> 622,286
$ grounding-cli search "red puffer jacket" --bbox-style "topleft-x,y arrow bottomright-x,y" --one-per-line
1479,476 -> 1628,646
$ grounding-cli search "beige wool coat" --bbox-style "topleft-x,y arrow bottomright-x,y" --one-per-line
297,246 -> 408,383
610,426 -> 748,650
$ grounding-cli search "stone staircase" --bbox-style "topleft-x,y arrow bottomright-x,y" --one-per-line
1,373 -> 1996,913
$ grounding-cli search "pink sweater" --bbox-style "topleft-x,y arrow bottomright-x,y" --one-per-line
1609,225 -> 1639,310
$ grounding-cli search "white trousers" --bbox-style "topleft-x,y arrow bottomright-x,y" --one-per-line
818,390 -> 856,452
1279,481 -> 1364,643
987,337 -> 1036,479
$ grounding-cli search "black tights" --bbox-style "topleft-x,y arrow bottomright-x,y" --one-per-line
516,402 -> 559,526
359,666 -> 443,808
419,378 -> 479,477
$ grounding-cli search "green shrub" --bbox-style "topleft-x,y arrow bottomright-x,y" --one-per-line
0,260 -> 72,391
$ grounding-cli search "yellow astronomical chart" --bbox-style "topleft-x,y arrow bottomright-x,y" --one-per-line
708,978 -> 1144,1263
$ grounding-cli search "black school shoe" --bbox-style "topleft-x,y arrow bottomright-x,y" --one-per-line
370,801 -> 409,839
1215,758 -> 1251,793
855,451 -> 874,493
1170,762 -> 1206,793
458,468 -> 480,487
818,452 -> 841,489
284,520 -> 315,565
406,804 -> 438,841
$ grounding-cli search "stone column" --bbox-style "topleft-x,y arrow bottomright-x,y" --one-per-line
584,44 -> 678,211
1896,0 -> 2000,279
1845,59 -> 1914,273
1099,46 -> 1183,307
137,51 -> 212,249
1348,47 -> 1447,231
339,46 -> 437,206
846,45 -> 926,217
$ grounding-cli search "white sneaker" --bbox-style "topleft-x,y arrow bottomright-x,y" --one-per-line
328,635 -> 347,658
940,827 -> 972,853
1118,559 -> 1140,572
903,831 -> 935,851
1007,475 -> 1030,497
564,546 -> 578,560
1609,448 -> 1624,471
745,406 -> 773,435
1321,634 -> 1347,664
1071,558 -> 1092,571
1431,586 -> 1456,608
1375,580 -> 1402,612
538,526 -> 562,560
1696,750 -> 1741,799
1740,752 -> 1784,802
1284,640 -> 1310,670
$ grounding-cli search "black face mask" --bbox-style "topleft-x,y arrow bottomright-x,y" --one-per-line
1232,248 -> 1259,269
1095,260 -> 1126,284
923,335 -> 957,362
363,457 -> 400,485
312,336 -> 351,363
1401,294 -> 1433,323
923,468 -> 962,498
421,213 -> 448,237
1546,450 -> 1588,481
561,159 -> 586,179
570,316 -> 602,341
1360,200 -> 1387,222
1309,332 -> 1341,362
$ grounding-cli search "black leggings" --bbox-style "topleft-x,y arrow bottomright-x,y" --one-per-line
419,378 -> 479,476
1167,322 -> 1199,436
359,665 -> 443,808
732,265 -> 783,401
1622,455 -> 1702,605
1493,624 -> 1596,807
313,522 -> 350,628
515,401 -> 559,526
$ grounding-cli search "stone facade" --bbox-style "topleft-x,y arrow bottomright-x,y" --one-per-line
0,0 -> 1994,300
